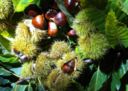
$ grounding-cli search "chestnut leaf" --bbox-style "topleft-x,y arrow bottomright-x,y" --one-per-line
12,0 -> 40,12
87,67 -> 108,91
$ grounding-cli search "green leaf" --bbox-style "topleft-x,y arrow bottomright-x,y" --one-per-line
87,67 -> 108,91
12,0 -> 20,9
0,87 -> 11,91
126,85 -> 128,91
37,84 -> 45,91
0,67 -> 12,76
0,77 -> 10,85
108,0 -> 122,10
118,61 -> 128,78
119,0 -> 128,15
0,35 -> 10,51
0,46 -> 3,54
12,0 -> 40,12
111,60 -> 128,91
105,10 -> 128,48
10,67 -> 21,76
12,85 -> 28,91
27,84 -> 33,91
111,72 -> 121,91
0,54 -> 18,63
108,0 -> 128,19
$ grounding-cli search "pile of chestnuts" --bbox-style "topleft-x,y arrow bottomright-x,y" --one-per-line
24,0 -> 80,37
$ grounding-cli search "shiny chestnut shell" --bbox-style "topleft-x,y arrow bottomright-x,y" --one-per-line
32,14 -> 46,29
45,9 -> 58,20
20,55 -> 29,63
24,4 -> 42,17
67,29 -> 76,37
61,60 -> 75,74
13,48 -> 20,55
64,0 -> 77,11
53,12 -> 67,26
48,21 -> 58,37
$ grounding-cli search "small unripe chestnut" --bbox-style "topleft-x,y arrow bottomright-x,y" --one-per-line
45,9 -> 57,20
67,29 -> 76,37
53,12 -> 67,26
20,55 -> 29,62
48,21 -> 58,37
24,4 -> 42,17
32,14 -> 46,29
61,60 -> 75,74
13,48 -> 20,55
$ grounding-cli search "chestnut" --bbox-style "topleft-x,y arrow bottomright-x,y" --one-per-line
24,4 -> 42,17
64,0 -> 77,11
52,12 -> 67,26
67,29 -> 76,37
61,60 -> 75,74
45,9 -> 58,20
20,55 -> 29,62
48,21 -> 58,37
32,14 -> 46,29
13,48 -> 20,55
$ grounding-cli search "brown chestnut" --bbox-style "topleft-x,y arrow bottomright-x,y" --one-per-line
45,9 -> 57,20
61,60 -> 75,74
32,14 -> 46,29
24,4 -> 42,17
64,0 -> 77,11
20,55 -> 29,63
48,21 -> 58,37
67,29 -> 76,37
53,12 -> 67,26
13,48 -> 20,55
